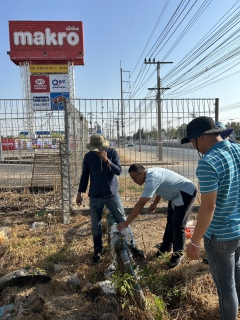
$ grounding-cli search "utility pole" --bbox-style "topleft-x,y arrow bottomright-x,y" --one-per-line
215,98 -> 219,122
101,99 -> 104,136
145,58 -> 173,161
177,117 -> 181,140
115,119 -> 120,147
109,110 -> 112,140
120,63 -> 130,147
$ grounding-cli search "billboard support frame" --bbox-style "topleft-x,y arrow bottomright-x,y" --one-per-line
20,62 -> 35,138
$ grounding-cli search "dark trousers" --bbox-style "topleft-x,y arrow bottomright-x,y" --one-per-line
162,189 -> 196,252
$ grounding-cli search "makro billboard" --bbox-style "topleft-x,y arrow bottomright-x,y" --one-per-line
31,74 -> 69,111
8,21 -> 84,65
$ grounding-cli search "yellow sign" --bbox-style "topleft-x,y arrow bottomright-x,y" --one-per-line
30,65 -> 68,74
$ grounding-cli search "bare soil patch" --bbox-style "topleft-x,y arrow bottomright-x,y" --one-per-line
0,209 -> 239,320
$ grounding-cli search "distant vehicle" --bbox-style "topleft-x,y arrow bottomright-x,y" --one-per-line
128,141 -> 134,147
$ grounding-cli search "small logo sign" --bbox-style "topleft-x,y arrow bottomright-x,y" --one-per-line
35,79 -> 45,85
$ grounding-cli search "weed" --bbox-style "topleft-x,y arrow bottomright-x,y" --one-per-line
118,188 -> 124,194
111,271 -> 140,309
47,244 -> 76,263
112,271 -> 136,298
146,293 -> 166,320
167,286 -> 185,301
33,267 -> 48,275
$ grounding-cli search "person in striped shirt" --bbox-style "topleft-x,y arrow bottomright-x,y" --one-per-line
181,116 -> 240,320
215,121 -> 240,144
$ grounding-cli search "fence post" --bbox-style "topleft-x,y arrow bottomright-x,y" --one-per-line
215,98 -> 219,122
60,98 -> 71,224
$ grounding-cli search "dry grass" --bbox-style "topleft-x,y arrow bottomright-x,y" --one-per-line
0,210 -> 239,319
0,149 -> 234,319
0,188 -> 62,214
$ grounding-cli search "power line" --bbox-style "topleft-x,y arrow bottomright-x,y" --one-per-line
130,0 -> 170,77
129,1 -> 240,105
120,0 -> 139,62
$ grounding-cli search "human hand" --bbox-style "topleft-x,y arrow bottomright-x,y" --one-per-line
100,151 -> 108,162
117,222 -> 127,231
149,203 -> 157,213
186,241 -> 201,260
76,193 -> 83,206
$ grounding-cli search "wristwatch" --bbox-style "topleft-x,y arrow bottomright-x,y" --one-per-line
106,159 -> 111,164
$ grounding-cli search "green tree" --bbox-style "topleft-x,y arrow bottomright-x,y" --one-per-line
133,129 -> 146,139
177,124 -> 187,140
226,121 -> 240,139
150,126 -> 158,139
165,127 -> 177,140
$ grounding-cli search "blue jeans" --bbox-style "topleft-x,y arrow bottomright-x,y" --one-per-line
90,194 -> 135,250
204,235 -> 240,320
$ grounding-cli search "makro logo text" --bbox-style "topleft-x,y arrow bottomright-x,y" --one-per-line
13,28 -> 80,46
52,79 -> 66,86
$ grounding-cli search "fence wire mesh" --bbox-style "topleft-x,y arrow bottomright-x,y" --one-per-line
0,98 -> 218,215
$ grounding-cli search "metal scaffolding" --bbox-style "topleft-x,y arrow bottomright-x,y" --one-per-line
20,62 -> 35,137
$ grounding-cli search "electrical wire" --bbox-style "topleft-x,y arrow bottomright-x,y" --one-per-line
122,1 -> 240,127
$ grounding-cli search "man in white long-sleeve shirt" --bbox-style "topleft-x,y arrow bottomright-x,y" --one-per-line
118,163 -> 196,268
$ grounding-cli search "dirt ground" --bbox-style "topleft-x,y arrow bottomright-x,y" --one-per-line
0,209 -> 238,320
0,148 -> 239,319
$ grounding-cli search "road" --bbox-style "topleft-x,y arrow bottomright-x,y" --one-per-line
0,145 -> 200,187
122,145 -> 199,182
126,144 -> 200,161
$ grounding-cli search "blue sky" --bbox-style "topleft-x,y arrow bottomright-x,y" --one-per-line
1,0 -> 240,123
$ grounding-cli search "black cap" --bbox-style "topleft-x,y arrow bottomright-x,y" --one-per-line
181,116 -> 226,144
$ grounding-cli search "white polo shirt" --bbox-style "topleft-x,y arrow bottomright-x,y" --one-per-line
141,168 -> 196,207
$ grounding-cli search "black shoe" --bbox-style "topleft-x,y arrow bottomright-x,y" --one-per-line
168,252 -> 184,268
156,242 -> 172,257
93,247 -> 103,264
130,246 -> 146,259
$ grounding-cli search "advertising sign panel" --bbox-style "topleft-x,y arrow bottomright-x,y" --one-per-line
14,138 -> 61,150
30,64 -> 68,74
32,93 -> 51,111
30,75 -> 50,93
49,74 -> 68,92
50,92 -> 69,111
30,74 -> 69,111
1,138 -> 15,151
9,21 -> 84,65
